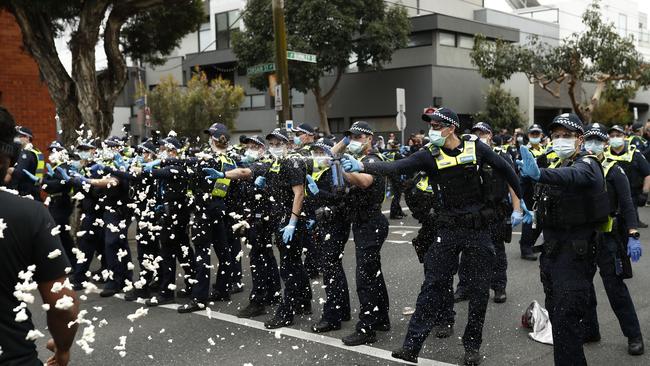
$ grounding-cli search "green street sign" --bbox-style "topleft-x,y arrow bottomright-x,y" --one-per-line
247,63 -> 276,75
287,51 -> 317,63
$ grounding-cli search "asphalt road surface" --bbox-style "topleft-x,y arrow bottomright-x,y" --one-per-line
28,200 -> 650,365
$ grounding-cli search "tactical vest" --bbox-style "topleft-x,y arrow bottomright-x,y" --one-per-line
480,147 -> 510,204
428,139 -> 483,209
211,154 -> 236,198
535,154 -> 609,230
605,144 -> 643,191
28,147 -> 45,184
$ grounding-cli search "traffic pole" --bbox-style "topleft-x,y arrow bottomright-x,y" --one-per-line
272,0 -> 291,128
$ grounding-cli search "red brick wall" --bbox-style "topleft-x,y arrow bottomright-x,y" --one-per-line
0,9 -> 57,152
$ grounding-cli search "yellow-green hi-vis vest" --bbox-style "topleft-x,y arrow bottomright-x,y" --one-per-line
211,154 -> 236,198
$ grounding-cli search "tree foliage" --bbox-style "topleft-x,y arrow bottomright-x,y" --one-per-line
470,0 -> 650,124
0,0 -> 204,145
232,0 -> 409,134
148,72 -> 245,137
474,84 -> 525,132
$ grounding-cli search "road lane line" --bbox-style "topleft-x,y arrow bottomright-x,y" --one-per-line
156,304 -> 453,366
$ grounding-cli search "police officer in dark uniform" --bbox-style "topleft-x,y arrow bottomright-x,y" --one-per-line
178,124 -> 237,313
517,113 -> 610,366
384,139 -> 407,219
628,122 -> 648,154
9,126 -> 44,200
332,121 -> 391,347
145,137 -> 196,306
122,140 -> 161,301
606,124 -> 650,228
343,109 -> 524,365
306,139 -> 354,333
581,124 -> 645,355
41,141 -> 75,263
518,124 -> 553,260
455,122 -> 521,304
218,136 -> 283,318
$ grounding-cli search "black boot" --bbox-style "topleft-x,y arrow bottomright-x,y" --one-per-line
311,320 -> 341,333
464,350 -> 482,365
264,316 -> 292,329
177,299 -> 205,314
342,330 -> 376,346
124,288 -> 150,302
237,302 -> 266,318
493,289 -> 507,303
392,347 -> 418,363
628,336 -> 644,355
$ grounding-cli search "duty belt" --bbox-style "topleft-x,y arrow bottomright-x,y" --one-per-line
435,207 -> 497,229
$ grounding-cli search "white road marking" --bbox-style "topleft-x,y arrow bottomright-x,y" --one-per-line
156,304 -> 453,366
382,208 -> 411,214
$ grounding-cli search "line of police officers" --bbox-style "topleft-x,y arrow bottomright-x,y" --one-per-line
6,107 -> 647,365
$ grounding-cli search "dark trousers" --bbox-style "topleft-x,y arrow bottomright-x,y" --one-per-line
458,237 -> 507,292
275,219 -> 312,320
191,207 -> 232,301
247,216 -> 281,304
584,234 -> 642,339
404,227 -> 494,353
225,215 -> 243,288
352,213 -> 390,333
320,220 -> 352,324
73,212 -> 106,285
50,209 -> 75,267
135,211 -> 160,288
103,209 -> 133,290
389,176 -> 404,217
303,222 -> 322,277
540,247 -> 593,366
520,221 -> 542,255
158,207 -> 194,299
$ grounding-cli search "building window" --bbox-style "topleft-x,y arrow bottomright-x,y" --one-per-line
618,13 -> 628,37
198,18 -> 213,51
458,34 -> 474,49
439,32 -> 456,47
407,31 -> 432,47
291,89 -> 305,107
241,94 -> 267,110
216,10 -> 240,49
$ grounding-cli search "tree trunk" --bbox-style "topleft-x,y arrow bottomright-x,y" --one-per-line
567,75 -> 591,123
313,86 -> 331,135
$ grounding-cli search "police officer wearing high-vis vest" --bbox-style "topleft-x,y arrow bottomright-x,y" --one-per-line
41,141 -> 75,264
9,126 -> 44,200
581,124 -> 645,356
519,123 -> 553,261
205,128 -> 312,329
178,123 -> 238,313
455,122 -> 521,305
343,109 -> 525,365
605,124 -> 650,228
332,121 -> 391,347
291,122 -> 316,157
383,139 -> 407,219
305,139 -> 354,333
517,113 -> 610,366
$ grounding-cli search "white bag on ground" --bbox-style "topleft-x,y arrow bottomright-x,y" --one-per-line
521,300 -> 553,345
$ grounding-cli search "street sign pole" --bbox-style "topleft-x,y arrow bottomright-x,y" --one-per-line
272,0 -> 291,127
396,88 -> 406,146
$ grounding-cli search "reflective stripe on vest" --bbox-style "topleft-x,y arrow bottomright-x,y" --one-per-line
604,144 -> 635,163
211,154 -> 236,198
312,167 -> 329,182
599,159 -> 618,233
528,145 -> 545,158
269,159 -> 281,173
415,176 -> 433,193
28,147 -> 45,184
433,140 -> 477,170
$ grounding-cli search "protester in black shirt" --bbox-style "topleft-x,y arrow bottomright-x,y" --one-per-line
0,106 -> 79,366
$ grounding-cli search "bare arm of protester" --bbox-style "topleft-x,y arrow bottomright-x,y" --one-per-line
225,168 -> 253,180
38,278 -> 79,366
343,171 -> 374,189
86,176 -> 120,188
291,184 -> 305,222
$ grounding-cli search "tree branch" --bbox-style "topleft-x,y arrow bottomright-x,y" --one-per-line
322,67 -> 344,102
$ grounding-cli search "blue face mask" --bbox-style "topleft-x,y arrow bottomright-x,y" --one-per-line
293,136 -> 302,146
70,160 -> 81,171
584,140 -> 604,155
529,137 -> 541,145
347,140 -> 365,155
428,128 -> 447,147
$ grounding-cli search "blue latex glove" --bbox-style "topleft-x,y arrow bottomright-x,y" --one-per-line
254,176 -> 266,188
143,160 -> 161,173
22,169 -> 40,183
511,210 -> 524,228
627,237 -> 642,262
516,146 -> 541,181
307,219 -> 316,230
202,167 -> 225,180
56,167 -> 71,182
113,153 -> 128,169
521,201 -> 534,225
341,154 -> 362,173
400,146 -> 409,155
46,163 -> 54,177
306,175 -> 319,195
342,136 -> 350,145
279,218 -> 298,244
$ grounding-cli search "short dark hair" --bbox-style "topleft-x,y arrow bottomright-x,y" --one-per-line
0,107 -> 18,178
